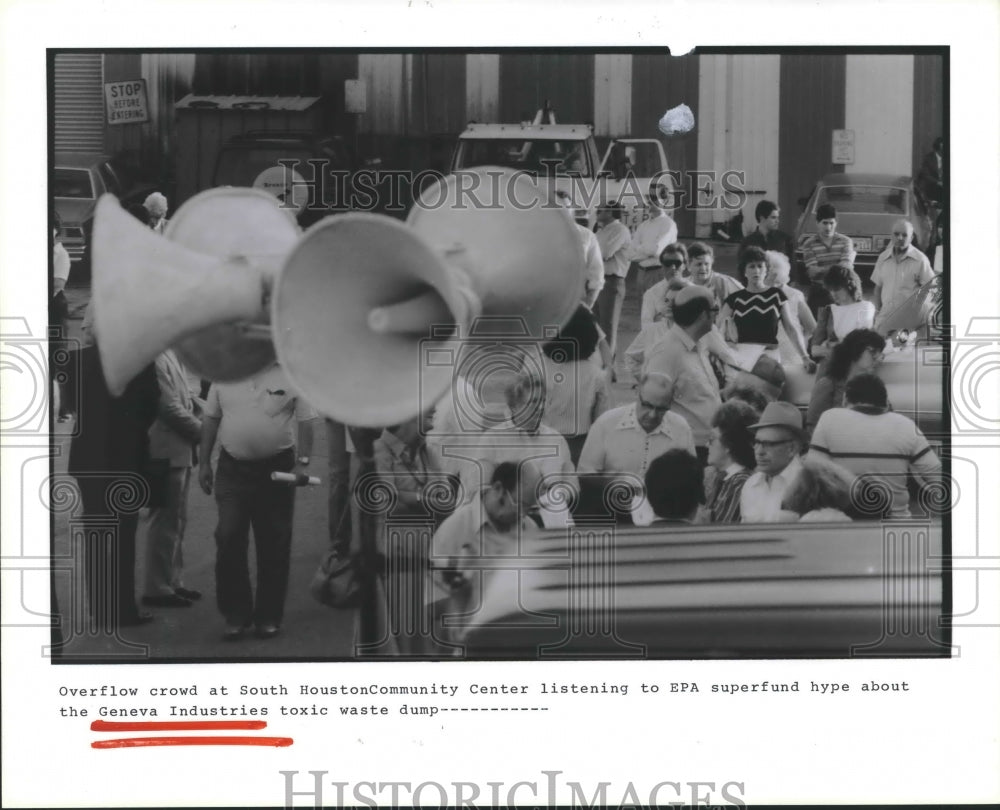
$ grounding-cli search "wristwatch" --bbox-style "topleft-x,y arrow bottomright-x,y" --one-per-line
297,456 -> 310,466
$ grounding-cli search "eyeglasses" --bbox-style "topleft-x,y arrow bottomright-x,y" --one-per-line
753,438 -> 795,450
638,397 -> 670,415
661,259 -> 684,268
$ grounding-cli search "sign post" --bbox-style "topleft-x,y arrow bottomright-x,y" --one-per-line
104,80 -> 149,125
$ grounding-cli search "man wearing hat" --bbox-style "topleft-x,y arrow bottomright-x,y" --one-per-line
643,284 -> 724,462
740,401 -> 806,522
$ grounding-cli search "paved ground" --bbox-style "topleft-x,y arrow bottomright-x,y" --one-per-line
51,242 -> 742,661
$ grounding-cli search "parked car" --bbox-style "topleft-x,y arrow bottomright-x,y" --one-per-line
450,121 -> 675,229
794,173 -> 937,281
211,130 -> 377,227
53,152 -> 154,278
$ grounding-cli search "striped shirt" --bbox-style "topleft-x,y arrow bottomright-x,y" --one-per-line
801,232 -> 857,276
709,465 -> 750,523
809,406 -> 941,518
725,287 -> 788,345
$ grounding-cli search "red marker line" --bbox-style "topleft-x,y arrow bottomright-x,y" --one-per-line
92,736 -> 293,749
91,719 -> 267,732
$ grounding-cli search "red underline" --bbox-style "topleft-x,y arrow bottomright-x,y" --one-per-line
92,736 -> 293,749
91,719 -> 267,732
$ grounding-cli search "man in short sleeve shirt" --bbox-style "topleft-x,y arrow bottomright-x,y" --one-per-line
199,363 -> 316,640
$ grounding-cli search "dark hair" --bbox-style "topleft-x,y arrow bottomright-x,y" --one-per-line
644,450 -> 705,520
845,372 -> 888,408
755,200 -> 778,222
491,461 -> 521,495
823,264 -> 863,302
738,245 -> 768,278
544,304 -> 600,362
827,329 -> 886,381
725,385 -> 769,415
711,400 -> 758,469
599,202 -> 622,220
686,241 -> 714,261
672,292 -> 713,327
781,456 -> 854,517
659,242 -> 689,266
816,203 -> 837,222
933,136 -> 943,151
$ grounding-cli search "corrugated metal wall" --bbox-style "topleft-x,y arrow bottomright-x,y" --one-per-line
631,52 -> 700,236
777,54 -> 846,237
696,54 -> 781,237
593,54 -> 631,136
53,53 -> 104,153
912,53 -> 944,173
466,54 -> 500,123
845,54 -> 914,175
499,53 -> 594,124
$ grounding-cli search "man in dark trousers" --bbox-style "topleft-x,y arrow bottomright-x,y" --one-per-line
68,343 -> 161,629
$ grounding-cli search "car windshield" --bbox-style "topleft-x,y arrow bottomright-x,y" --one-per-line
213,147 -> 320,187
454,139 -> 591,176
816,184 -> 909,215
53,168 -> 95,199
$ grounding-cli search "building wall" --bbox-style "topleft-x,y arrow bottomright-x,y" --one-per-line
845,54 -> 915,175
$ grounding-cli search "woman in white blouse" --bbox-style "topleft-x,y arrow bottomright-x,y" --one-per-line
811,264 -> 875,360
765,250 -> 816,365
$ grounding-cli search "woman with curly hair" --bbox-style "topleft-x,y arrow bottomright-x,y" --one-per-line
780,456 -> 856,522
805,327 -> 886,434
765,249 -> 816,364
811,264 -> 876,360
702,400 -> 758,523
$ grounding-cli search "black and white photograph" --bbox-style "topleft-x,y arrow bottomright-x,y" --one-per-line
44,46 -> 949,661
2,2 -> 998,808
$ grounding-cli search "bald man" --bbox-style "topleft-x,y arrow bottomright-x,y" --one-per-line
577,371 -> 696,481
871,219 -> 935,335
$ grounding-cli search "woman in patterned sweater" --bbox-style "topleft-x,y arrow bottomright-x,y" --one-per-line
703,400 -> 758,523
719,246 -> 816,374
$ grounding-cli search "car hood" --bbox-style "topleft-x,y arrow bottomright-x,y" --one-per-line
54,197 -> 97,224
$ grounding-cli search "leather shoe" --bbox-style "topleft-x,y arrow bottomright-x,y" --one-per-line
255,623 -> 281,639
142,593 -> 192,608
222,623 -> 251,641
174,587 -> 202,601
119,611 -> 155,627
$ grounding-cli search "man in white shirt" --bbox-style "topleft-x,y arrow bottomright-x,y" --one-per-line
199,363 -> 316,640
630,193 -> 678,296
740,401 -> 806,523
578,371 -> 696,481
593,202 -> 632,358
871,219 -> 936,336
555,190 -> 604,308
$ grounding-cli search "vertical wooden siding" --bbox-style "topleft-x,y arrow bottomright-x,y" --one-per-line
499,53 -> 594,124
845,54 -> 914,175
631,52 -> 700,236
911,53 -> 944,174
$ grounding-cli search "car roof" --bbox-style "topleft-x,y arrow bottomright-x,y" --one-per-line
459,123 -> 593,141
818,172 -> 913,187
54,152 -> 112,168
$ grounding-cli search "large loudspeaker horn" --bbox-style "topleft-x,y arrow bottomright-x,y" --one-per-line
272,167 -> 581,426
91,189 -> 299,395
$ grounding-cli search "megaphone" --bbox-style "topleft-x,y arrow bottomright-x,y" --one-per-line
92,188 -> 300,395
91,167 -> 581,426
272,168 -> 581,426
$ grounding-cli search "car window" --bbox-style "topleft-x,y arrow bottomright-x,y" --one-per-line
816,185 -> 909,215
98,163 -> 122,195
454,139 -> 592,177
53,168 -> 95,199
213,147 -> 315,187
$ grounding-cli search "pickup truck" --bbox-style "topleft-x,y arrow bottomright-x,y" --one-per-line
449,122 -> 675,230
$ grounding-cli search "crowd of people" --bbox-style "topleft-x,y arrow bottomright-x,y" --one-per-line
59,187 -> 943,650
